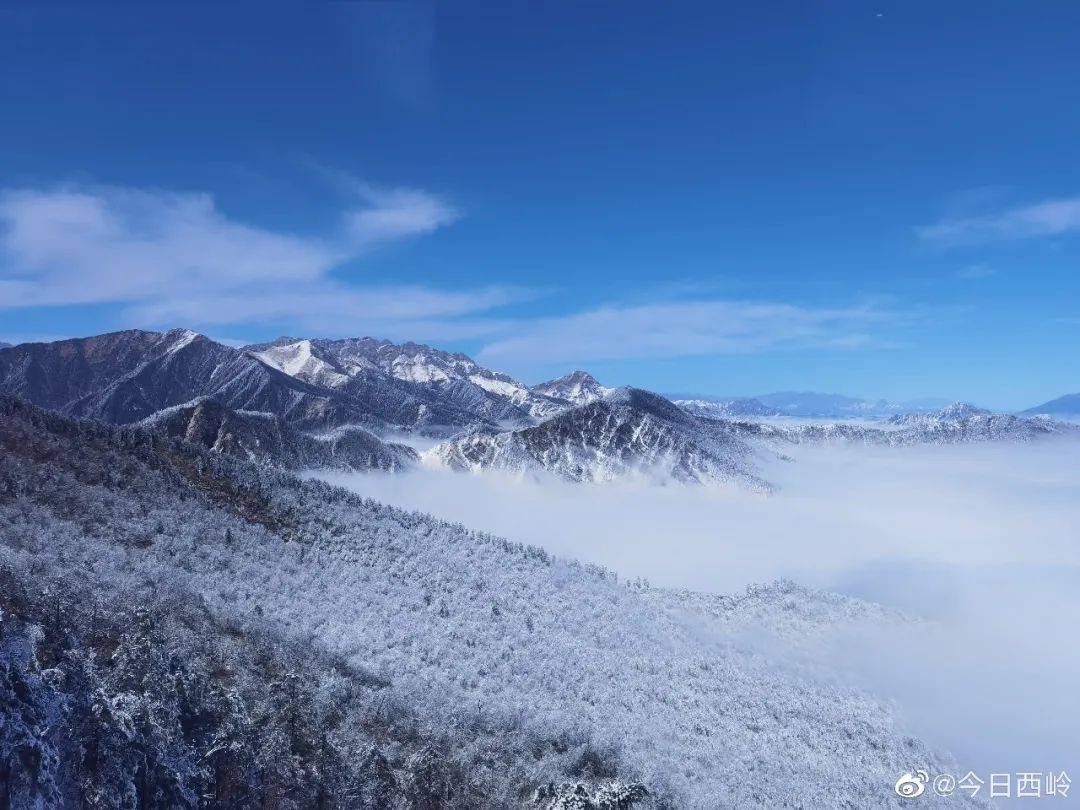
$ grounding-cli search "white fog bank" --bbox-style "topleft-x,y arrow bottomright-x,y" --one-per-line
315,439 -> 1080,594
312,437 -> 1080,786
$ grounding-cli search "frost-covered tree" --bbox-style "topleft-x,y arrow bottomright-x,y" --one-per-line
0,396 -> 978,809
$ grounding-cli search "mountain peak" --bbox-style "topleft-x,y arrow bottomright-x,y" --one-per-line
603,386 -> 689,421
533,369 -> 611,406
162,327 -> 207,353
937,401 -> 991,420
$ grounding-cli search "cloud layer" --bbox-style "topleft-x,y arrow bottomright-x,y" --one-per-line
0,182 -> 525,340
1,182 -> 902,363
477,299 -> 895,366
317,436 -> 1080,776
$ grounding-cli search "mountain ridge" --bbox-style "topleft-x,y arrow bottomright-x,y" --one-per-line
428,386 -> 772,489
724,402 -> 1074,447
138,396 -> 418,472
671,391 -> 955,418
0,329 -> 501,434
246,335 -> 569,425
1022,392 -> 1080,417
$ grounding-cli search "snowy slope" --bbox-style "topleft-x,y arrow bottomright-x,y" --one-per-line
252,338 -> 352,389
0,329 -> 386,429
139,396 -> 417,472
248,336 -> 569,425
0,396 -> 981,808
0,329 -> 494,434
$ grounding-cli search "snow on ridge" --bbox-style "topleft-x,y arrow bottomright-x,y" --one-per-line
390,354 -> 453,384
163,327 -> 201,354
253,339 -> 351,388
468,373 -> 528,398
426,389 -> 771,490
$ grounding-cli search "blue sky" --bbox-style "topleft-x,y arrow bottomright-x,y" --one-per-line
1,2 -> 1078,409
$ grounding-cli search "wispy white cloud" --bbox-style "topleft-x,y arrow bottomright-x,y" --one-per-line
346,183 -> 459,245
0,186 -> 339,306
477,299 -> 899,366
0,182 -> 906,360
127,285 -> 530,341
918,196 -> 1080,245
0,182 -> 506,338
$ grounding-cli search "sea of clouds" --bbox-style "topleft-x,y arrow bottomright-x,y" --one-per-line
315,436 -> 1080,790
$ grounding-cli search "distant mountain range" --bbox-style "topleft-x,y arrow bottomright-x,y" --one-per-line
675,397 -> 785,419
0,331 -> 1075,485
726,401 -> 1070,447
673,391 -> 953,419
1022,392 -> 1080,417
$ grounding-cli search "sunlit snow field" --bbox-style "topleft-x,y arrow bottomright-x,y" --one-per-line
314,435 -> 1080,793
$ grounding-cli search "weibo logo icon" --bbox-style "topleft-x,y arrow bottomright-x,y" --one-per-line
894,770 -> 929,799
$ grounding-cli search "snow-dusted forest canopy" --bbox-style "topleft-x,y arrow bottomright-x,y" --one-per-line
0,396 -> 986,808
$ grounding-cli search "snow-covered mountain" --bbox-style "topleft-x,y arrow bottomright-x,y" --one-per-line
887,401 -> 990,426
139,397 -> 417,472
0,329 -> 388,429
531,369 -> 613,406
0,396 -> 977,808
1022,392 -> 1080,418
727,402 -> 1073,447
0,329 -> 493,435
751,391 -> 952,418
880,402 -> 1072,443
675,397 -> 783,419
428,387 -> 771,489
248,336 -> 569,424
